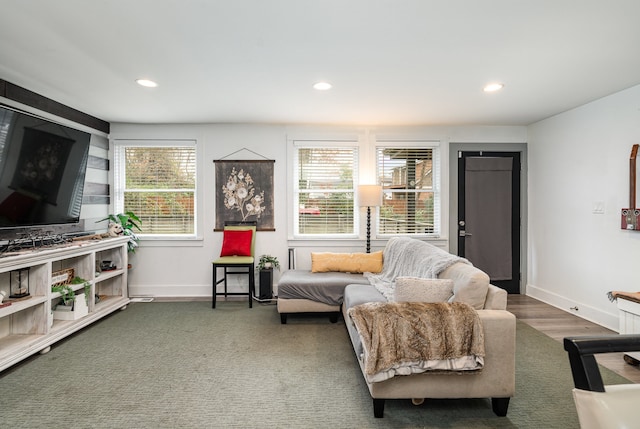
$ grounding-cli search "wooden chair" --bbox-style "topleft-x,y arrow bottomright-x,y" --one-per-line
212,221 -> 257,308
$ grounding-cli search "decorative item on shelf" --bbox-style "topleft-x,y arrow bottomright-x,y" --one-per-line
51,284 -> 75,307
358,184 -> 383,253
96,211 -> 142,252
9,267 -> 30,299
51,268 -> 75,287
257,254 -> 280,271
52,293 -> 88,320
52,276 -> 89,319
51,268 -> 75,306
0,290 -> 9,308
70,276 -> 91,305
100,260 -> 117,271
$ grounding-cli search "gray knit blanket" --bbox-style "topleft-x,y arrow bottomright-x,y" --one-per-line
366,237 -> 470,300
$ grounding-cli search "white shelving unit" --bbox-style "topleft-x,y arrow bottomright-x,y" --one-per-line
0,236 -> 130,372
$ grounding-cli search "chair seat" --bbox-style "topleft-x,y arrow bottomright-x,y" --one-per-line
573,384 -> 640,429
213,256 -> 255,264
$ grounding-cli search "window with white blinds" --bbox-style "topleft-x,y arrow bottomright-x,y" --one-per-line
294,145 -> 357,236
114,141 -> 197,236
376,146 -> 440,236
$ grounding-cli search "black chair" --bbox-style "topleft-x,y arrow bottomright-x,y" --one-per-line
563,334 -> 640,429
212,221 -> 257,308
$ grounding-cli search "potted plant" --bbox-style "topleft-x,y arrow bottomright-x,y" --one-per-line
257,255 -> 280,271
257,255 -> 279,300
70,276 -> 91,305
51,284 -> 75,308
52,277 -> 90,308
52,277 -> 90,320
97,211 -> 142,253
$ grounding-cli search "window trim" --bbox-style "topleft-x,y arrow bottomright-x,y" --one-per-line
289,139 -> 360,239
375,140 -> 441,238
112,139 -> 202,241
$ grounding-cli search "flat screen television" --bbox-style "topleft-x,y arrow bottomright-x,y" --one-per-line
0,105 -> 91,231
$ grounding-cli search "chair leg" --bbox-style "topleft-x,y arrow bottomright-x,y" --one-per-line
212,265 -> 217,309
249,266 -> 254,308
223,267 -> 229,297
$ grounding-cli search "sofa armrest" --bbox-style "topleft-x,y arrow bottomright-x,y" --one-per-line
476,309 -> 516,395
484,284 -> 508,310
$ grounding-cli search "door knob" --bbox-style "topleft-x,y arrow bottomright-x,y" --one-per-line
459,231 -> 473,237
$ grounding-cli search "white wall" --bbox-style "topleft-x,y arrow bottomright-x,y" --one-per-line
527,84 -> 640,330
110,123 -> 526,299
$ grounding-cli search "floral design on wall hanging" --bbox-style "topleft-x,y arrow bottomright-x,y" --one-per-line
222,167 -> 265,220
214,159 -> 274,231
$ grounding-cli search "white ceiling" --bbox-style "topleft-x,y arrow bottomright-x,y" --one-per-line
1,0 -> 639,126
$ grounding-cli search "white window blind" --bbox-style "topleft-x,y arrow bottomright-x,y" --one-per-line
294,145 -> 357,236
377,146 -> 440,235
114,142 -> 196,236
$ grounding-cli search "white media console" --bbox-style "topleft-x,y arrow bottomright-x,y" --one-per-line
0,236 -> 129,372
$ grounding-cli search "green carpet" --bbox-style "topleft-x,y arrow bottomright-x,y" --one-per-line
0,301 -> 631,428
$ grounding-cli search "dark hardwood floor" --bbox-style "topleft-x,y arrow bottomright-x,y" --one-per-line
508,294 -> 640,383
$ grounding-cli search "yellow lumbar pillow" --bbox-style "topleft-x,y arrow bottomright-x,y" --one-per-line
311,251 -> 383,273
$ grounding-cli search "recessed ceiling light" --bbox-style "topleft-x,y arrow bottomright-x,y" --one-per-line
313,82 -> 332,91
483,83 -> 504,92
136,79 -> 158,88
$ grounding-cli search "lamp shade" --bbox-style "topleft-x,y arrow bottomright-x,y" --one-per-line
358,185 -> 383,207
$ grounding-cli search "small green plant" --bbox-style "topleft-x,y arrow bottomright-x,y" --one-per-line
257,255 -> 280,271
52,276 -> 90,308
71,276 -> 91,305
51,284 -> 75,306
97,211 -> 142,253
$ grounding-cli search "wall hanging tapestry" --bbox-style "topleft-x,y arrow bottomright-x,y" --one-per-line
214,158 -> 275,231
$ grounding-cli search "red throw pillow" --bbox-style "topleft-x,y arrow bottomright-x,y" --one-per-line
220,230 -> 253,256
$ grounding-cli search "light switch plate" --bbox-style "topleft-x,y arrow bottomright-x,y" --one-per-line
592,201 -> 605,214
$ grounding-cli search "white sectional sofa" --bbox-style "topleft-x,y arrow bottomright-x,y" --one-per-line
277,237 -> 516,418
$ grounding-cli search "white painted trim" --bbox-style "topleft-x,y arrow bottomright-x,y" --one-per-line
527,284 -> 619,331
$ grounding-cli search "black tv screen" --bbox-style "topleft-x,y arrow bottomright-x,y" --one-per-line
0,105 -> 91,230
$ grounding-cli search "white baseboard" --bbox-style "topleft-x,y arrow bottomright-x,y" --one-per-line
526,284 -> 619,331
129,284 -> 211,298
129,283 -> 280,299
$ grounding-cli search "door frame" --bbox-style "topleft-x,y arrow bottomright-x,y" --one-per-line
449,143 -> 528,294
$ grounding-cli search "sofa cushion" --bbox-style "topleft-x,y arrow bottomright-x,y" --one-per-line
277,270 -> 370,306
311,251 -> 383,273
439,262 -> 490,310
394,277 -> 454,303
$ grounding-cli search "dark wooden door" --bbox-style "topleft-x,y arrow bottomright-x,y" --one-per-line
458,152 -> 521,293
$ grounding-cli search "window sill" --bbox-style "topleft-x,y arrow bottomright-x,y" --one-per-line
138,236 -> 204,248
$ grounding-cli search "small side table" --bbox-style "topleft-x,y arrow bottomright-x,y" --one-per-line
259,268 -> 273,300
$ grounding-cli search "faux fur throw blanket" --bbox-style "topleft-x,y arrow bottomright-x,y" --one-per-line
367,237 -> 470,300
608,291 -> 640,305
348,301 -> 485,380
